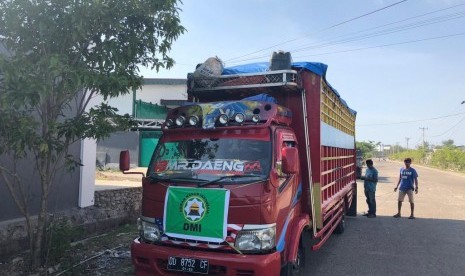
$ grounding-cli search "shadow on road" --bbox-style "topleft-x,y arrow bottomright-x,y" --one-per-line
376,176 -> 391,183
305,215 -> 465,276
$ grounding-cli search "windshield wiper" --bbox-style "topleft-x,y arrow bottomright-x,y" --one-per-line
198,175 -> 263,188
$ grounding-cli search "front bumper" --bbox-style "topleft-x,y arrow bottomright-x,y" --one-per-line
131,238 -> 281,276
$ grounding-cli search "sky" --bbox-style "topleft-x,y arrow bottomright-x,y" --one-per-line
139,0 -> 465,148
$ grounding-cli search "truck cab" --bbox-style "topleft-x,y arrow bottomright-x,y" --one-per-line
131,100 -> 303,275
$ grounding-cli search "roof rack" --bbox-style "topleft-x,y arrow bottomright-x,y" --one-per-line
187,69 -> 301,93
133,118 -> 164,130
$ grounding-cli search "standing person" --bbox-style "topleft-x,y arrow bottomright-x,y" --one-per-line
361,159 -> 378,218
393,158 -> 419,219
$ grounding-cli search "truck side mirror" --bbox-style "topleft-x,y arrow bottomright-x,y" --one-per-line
119,150 -> 130,171
282,147 -> 298,174
119,150 -> 145,177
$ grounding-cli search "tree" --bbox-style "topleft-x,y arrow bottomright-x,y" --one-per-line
442,139 -> 455,148
391,143 -> 404,155
356,141 -> 377,160
0,0 -> 185,268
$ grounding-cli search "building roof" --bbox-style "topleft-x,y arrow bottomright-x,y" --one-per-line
143,78 -> 187,85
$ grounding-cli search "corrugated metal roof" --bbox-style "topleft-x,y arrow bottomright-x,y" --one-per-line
143,78 -> 186,85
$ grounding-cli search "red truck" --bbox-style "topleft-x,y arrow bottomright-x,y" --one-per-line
121,53 -> 357,275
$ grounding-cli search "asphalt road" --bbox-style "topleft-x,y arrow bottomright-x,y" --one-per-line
303,160 -> 465,276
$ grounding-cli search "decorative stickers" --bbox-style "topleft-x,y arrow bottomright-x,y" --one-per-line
154,159 -> 262,175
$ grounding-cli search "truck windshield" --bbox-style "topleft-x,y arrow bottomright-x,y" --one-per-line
147,138 -> 271,184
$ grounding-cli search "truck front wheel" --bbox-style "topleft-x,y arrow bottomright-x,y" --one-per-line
281,241 -> 305,276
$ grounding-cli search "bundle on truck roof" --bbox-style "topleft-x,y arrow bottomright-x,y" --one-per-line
123,51 -> 358,276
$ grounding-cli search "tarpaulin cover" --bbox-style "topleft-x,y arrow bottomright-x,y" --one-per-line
222,62 -> 356,115
242,93 -> 277,103
222,61 -> 328,77
222,62 -> 270,75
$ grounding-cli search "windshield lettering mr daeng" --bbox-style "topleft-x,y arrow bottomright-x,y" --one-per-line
155,159 -> 262,175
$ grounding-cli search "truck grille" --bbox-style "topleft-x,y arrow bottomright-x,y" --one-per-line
159,223 -> 244,251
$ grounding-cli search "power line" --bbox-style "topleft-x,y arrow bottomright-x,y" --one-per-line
446,117 -> 465,141
419,127 -> 428,147
175,2 -> 465,69
435,102 -> 465,123
292,32 -> 465,59
224,0 -> 409,63
358,112 -> 465,126
428,116 -> 465,137
316,0 -> 410,32
331,2 -> 465,41
226,7 -> 465,65
291,11 -> 465,54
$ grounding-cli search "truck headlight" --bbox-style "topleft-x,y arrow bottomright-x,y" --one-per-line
235,225 -> 275,252
138,218 -> 161,242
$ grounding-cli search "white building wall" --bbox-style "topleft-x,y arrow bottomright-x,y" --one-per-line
79,138 -> 96,207
87,82 -> 187,116
136,84 -> 187,104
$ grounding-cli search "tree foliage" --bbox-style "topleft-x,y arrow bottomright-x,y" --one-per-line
431,147 -> 465,171
441,139 -> 455,148
0,0 -> 185,268
390,149 -> 427,164
356,141 -> 377,160
390,147 -> 465,173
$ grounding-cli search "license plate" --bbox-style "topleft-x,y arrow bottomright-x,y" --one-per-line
167,256 -> 209,274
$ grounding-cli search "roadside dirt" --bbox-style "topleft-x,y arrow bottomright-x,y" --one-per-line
95,168 -> 146,182
0,169 -> 147,275
0,223 -> 137,276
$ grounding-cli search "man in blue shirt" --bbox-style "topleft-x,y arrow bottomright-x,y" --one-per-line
361,159 -> 378,218
393,158 -> 419,219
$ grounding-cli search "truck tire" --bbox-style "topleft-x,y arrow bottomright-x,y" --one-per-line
346,185 -> 357,217
281,240 -> 305,276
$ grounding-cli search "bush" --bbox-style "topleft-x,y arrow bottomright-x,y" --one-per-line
431,147 -> 465,171
390,148 -> 465,172
390,149 -> 427,164
46,220 -> 83,265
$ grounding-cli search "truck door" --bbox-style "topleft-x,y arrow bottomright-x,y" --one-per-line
275,129 -> 298,188
274,129 -> 300,239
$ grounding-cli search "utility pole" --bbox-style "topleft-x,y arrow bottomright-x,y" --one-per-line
405,137 -> 410,149
419,127 -> 428,148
